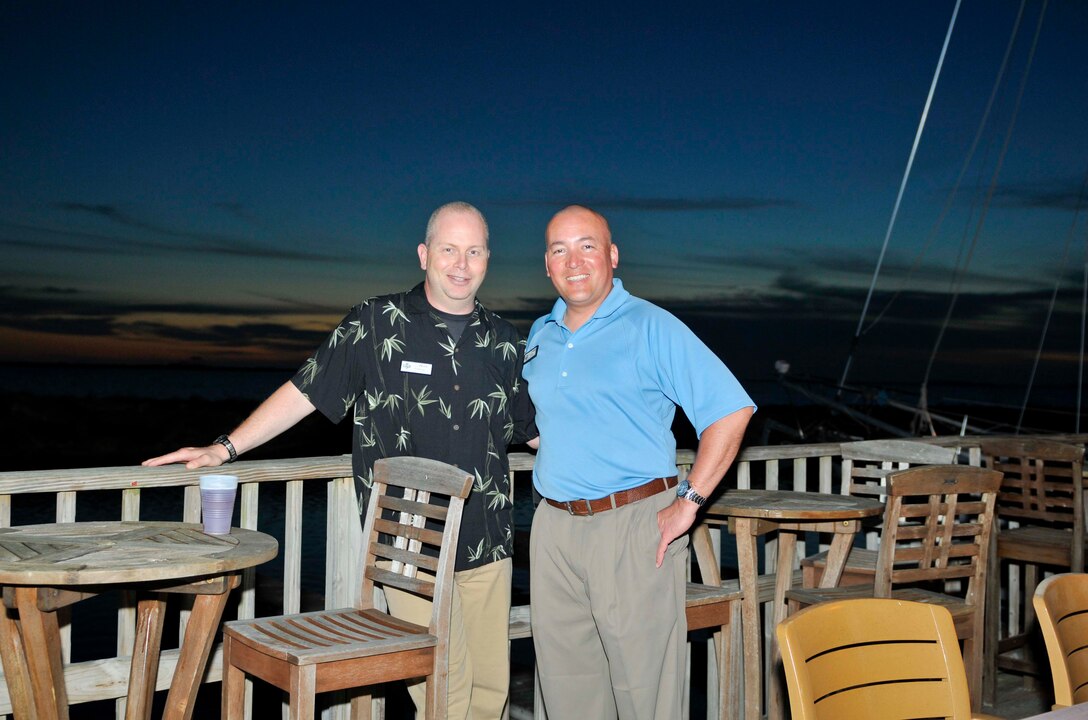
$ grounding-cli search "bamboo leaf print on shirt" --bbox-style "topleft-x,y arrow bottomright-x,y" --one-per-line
488,384 -> 507,414
349,320 -> 367,344
496,341 -> 517,361
412,385 -> 437,415
487,486 -> 509,510
468,398 -> 490,419
380,334 -> 405,361
382,300 -> 409,326
299,357 -> 320,386
467,538 -> 486,563
438,336 -> 460,375
329,324 -> 346,348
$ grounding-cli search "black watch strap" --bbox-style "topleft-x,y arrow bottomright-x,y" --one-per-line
213,434 -> 238,463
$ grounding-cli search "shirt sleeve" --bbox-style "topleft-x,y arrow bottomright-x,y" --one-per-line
647,309 -> 755,437
290,305 -> 366,425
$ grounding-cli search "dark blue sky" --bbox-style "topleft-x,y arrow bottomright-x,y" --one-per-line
3,1 -> 1087,398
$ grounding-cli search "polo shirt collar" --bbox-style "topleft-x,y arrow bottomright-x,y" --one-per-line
546,278 -> 629,328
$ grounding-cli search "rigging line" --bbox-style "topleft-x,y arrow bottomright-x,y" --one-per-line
918,0 -> 1029,392
868,0 -> 1027,335
1079,259 -> 1087,434
1018,162 -> 1088,431
837,0 -> 962,393
919,0 -> 1047,431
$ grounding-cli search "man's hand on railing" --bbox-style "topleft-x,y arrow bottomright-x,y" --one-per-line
142,444 -> 231,469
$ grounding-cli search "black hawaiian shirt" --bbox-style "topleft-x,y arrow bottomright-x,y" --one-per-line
291,282 -> 535,571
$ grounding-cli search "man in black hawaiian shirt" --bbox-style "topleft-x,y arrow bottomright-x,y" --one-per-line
144,201 -> 536,719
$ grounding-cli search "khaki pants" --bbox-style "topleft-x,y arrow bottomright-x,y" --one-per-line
530,489 -> 688,720
383,557 -> 512,720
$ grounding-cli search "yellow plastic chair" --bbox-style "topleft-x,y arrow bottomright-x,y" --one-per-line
1034,572 -> 1088,708
776,598 -> 1002,720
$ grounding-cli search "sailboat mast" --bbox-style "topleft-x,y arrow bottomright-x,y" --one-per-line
837,0 -> 962,394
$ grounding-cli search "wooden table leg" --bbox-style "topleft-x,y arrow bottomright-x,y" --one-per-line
819,526 -> 857,588
162,576 -> 238,720
767,530 -> 797,720
124,595 -> 167,720
0,600 -> 38,720
734,518 -> 761,720
13,587 -> 67,720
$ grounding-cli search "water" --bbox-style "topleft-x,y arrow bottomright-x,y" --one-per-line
0,362 -> 288,401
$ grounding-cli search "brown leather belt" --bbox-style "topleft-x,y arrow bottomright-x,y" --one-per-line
544,476 -> 679,516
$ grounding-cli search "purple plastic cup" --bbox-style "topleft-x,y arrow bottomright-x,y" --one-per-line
199,474 -> 238,535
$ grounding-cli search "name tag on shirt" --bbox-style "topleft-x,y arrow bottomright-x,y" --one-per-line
524,345 -> 538,363
401,361 -> 433,375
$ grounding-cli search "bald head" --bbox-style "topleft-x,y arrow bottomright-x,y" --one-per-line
426,201 -> 489,246
545,205 -> 611,248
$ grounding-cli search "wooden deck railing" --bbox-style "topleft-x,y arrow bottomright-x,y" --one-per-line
0,434 -> 1076,718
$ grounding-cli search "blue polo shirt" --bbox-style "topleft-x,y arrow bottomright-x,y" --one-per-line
523,279 -> 755,501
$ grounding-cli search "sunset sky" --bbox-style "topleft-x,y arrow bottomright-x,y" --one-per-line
3,1 -> 1088,396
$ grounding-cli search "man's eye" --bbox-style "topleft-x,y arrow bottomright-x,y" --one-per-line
468,249 -> 481,257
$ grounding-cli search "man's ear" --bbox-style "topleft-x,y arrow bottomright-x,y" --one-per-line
417,243 -> 428,270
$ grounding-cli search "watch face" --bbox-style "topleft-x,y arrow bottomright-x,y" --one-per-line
676,479 -> 690,496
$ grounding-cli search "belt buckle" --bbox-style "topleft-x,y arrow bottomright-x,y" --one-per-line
566,499 -> 593,516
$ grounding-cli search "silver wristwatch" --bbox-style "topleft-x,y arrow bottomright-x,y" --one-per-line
676,479 -> 706,506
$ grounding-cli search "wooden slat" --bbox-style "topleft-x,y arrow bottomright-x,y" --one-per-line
369,544 -> 439,574
377,495 -> 449,522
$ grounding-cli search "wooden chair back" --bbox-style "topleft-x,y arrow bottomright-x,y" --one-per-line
841,439 -> 958,499
359,456 -> 474,632
1033,572 -> 1088,708
776,598 -> 973,719
875,464 -> 1001,601
978,438 -> 1085,568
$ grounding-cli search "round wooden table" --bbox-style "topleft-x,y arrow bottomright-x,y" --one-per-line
702,490 -> 884,720
0,521 -> 278,720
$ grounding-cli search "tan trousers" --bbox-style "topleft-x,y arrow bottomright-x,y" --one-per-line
530,489 -> 688,720
383,557 -> 512,720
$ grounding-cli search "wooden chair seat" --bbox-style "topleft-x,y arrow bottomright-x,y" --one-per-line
789,583 -> 976,635
996,525 -> 1079,565
225,607 -> 435,666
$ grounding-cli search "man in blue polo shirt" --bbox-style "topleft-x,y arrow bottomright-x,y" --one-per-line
522,205 -> 755,719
